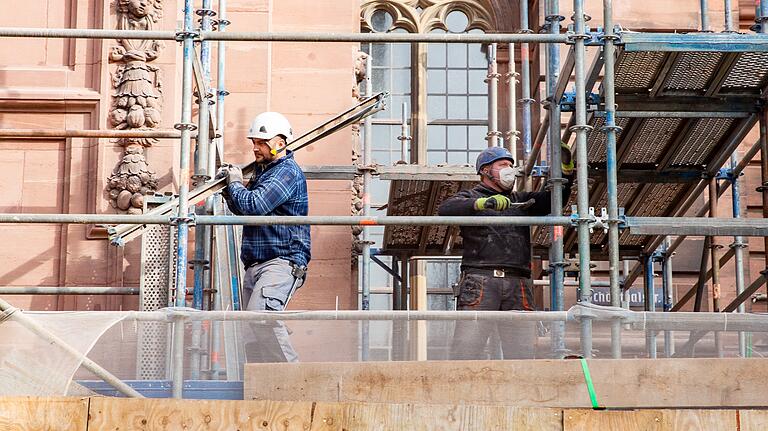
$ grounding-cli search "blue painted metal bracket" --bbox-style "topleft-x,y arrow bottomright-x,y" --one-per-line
621,32 -> 768,52
560,91 -> 601,112
532,165 -> 550,177
716,167 -> 739,181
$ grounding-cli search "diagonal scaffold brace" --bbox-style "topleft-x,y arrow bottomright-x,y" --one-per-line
106,92 -> 388,245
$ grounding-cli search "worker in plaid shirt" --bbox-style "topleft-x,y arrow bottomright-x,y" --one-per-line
217,111 -> 311,363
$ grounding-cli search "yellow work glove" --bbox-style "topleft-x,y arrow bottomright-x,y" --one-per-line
474,194 -> 512,211
561,141 -> 575,175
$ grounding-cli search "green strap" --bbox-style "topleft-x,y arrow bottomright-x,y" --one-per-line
580,358 -> 602,409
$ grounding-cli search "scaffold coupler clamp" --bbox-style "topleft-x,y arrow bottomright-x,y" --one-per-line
170,213 -> 196,227
569,205 -> 598,233
174,122 -> 198,131
593,207 -> 609,234
756,181 -> 768,193
175,30 -> 200,42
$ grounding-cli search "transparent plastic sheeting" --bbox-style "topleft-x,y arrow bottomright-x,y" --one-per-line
1,305 -> 767,396
0,309 -> 125,396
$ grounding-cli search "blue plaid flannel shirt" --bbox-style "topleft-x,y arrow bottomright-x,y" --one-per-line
223,152 -> 311,268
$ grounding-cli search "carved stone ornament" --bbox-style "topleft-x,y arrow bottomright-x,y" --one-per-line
107,0 -> 164,214
360,0 -> 495,34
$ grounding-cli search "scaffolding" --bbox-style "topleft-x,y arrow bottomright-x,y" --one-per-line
0,0 -> 768,399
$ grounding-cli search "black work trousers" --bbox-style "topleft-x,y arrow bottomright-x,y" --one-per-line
450,269 -> 537,360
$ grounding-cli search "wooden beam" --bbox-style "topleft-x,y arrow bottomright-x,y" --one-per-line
245,358 -> 768,408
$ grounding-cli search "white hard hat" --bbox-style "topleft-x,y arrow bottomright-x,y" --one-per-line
247,111 -> 293,143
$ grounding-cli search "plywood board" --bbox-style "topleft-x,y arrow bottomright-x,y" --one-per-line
312,402 -> 561,431
564,409 -> 737,431
88,398 -> 314,431
740,410 -> 768,431
0,397 -> 88,431
245,358 -> 768,408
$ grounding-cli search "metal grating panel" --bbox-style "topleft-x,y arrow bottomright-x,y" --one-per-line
631,183 -> 686,217
586,116 -> 630,163
137,198 -> 177,381
670,117 -> 736,166
623,118 -> 683,164
721,52 -> 768,90
615,51 -> 666,90
664,52 -> 723,92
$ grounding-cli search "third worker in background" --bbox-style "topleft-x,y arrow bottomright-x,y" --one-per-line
438,144 -> 573,360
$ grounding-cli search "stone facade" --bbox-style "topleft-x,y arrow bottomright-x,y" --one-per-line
0,0 -> 764,319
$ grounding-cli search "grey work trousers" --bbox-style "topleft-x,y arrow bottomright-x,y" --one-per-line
450,269 -> 536,360
242,258 -> 304,363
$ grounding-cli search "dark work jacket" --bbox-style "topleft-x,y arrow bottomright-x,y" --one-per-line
438,179 -> 572,278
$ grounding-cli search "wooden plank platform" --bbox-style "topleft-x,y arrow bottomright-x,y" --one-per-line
245,358 -> 768,409
2,396 -> 768,430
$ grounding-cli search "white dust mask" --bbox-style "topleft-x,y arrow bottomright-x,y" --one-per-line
497,166 -> 518,190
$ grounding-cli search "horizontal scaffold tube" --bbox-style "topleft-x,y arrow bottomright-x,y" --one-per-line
0,129 -> 191,139
4,214 -> 768,234
0,214 -> 573,227
59,307 -> 768,332
0,286 -> 138,295
0,27 -> 569,44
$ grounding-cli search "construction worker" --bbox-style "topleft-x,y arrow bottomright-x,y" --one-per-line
438,144 -> 574,360
217,111 -> 311,363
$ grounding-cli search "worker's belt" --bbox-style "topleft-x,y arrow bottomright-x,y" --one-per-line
463,266 -> 529,278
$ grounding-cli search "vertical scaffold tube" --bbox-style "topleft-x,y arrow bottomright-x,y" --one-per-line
731,153 -> 747,356
208,0 -> 228,380
644,255 -> 657,358
486,43 -> 500,147
724,0 -> 734,31
190,0 -> 215,381
700,0 -> 710,31
573,0 -> 593,358
519,0 -> 533,160
760,109 -> 768,311
172,0 -> 196,397
710,177 -> 723,357
760,1 -> 768,305
545,0 -> 566,357
603,0 -> 621,359
506,43 -> 518,155
361,53 -> 373,360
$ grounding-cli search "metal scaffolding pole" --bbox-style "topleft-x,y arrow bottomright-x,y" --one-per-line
506,43 -> 519,155
760,0 -> 768,33
731,153 -> 747,356
361,53 -> 373,361
724,0 -> 734,31
573,0 -> 593,358
171,0 -> 196,399
519,0 -> 534,162
398,103 -> 410,162
545,0 -> 566,357
700,0 -> 710,31
0,27 -> 571,43
644,255 -> 657,358
709,178 -> 722,314
661,237 -> 675,358
189,0 -> 215,381
0,129 -> 190,139
486,43 -> 500,147
208,0 -> 227,381
603,0 -> 622,359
